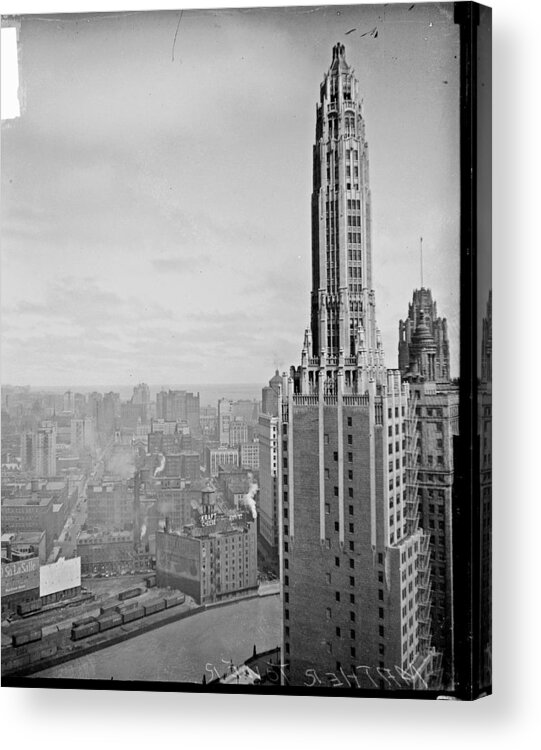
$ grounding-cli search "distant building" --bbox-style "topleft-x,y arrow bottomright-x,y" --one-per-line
21,424 -> 57,477
156,390 -> 200,435
257,413 -> 279,570
86,478 -> 133,531
240,441 -> 260,471
1,530 -> 47,564
229,417 -> 248,447
206,446 -> 239,477
70,417 -> 95,452
156,486 -> 257,604
76,530 -> 135,574
261,371 -> 282,417
1,488 -> 56,556
132,382 -> 150,406
218,399 -> 233,446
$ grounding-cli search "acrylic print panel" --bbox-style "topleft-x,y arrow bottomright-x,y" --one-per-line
1,3 -> 488,698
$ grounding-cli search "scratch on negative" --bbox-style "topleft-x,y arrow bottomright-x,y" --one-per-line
171,10 -> 183,62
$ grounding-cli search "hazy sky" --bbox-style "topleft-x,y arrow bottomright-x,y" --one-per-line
1,3 -> 460,387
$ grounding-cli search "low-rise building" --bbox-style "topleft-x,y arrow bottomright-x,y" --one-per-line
156,487 -> 257,604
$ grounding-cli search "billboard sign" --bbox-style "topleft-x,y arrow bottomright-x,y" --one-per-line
1,556 -> 40,596
40,556 -> 81,597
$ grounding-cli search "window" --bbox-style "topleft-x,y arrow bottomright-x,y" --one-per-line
350,593 -> 355,604
333,451 -> 338,461
334,486 -> 339,496
349,541 -> 354,551
348,452 -> 353,462
347,417 -> 352,427
348,488 -> 354,498
325,503 -> 330,514
350,646 -> 356,658
349,505 -> 354,515
379,625 -> 385,637
349,523 -> 354,533
379,644 -> 385,655
336,626 -> 341,637
350,611 -> 356,622
349,559 -> 355,569
285,609 -> 289,620
379,607 -> 384,619
378,589 -> 384,600
335,557 -> 340,567
349,576 -> 355,586
378,553 -> 384,565
378,572 -> 384,583
334,521 -> 339,532
350,629 -> 356,639
348,470 -> 353,480
348,435 -> 353,445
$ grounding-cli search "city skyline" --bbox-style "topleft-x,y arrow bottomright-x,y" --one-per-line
2,5 -> 460,387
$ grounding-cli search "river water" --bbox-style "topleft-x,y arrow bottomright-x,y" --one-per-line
32,595 -> 281,684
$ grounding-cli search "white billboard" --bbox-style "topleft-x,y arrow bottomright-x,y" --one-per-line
39,556 -> 81,597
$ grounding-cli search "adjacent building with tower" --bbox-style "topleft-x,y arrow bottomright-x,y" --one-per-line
278,44 -> 440,690
398,286 -> 451,383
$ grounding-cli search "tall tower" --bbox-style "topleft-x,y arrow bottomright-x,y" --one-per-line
398,288 -> 450,382
280,45 -> 439,690
293,42 -> 385,397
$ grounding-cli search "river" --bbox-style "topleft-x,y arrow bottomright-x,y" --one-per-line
32,595 -> 281,684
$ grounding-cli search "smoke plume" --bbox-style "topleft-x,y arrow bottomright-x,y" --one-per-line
242,476 -> 258,520
154,453 -> 166,477
106,451 -> 135,480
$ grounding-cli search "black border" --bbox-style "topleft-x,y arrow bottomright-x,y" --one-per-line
2,1 -> 491,701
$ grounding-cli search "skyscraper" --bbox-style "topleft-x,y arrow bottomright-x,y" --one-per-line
397,288 -> 459,685
280,44 -> 439,690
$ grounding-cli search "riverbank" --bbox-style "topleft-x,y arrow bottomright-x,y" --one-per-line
2,586 -> 279,680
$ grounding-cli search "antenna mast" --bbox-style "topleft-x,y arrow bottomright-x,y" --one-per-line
420,236 -> 424,288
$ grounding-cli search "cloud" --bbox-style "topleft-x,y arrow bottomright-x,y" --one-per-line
152,254 -> 209,274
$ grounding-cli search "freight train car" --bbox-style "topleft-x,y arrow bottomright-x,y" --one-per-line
118,587 -> 141,601
121,607 -> 144,624
144,574 -> 157,588
12,628 -> 42,647
17,599 -> 42,616
164,593 -> 185,608
72,616 -> 97,628
143,599 -> 165,617
71,621 -> 99,641
97,613 -> 122,632
99,602 -> 118,616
